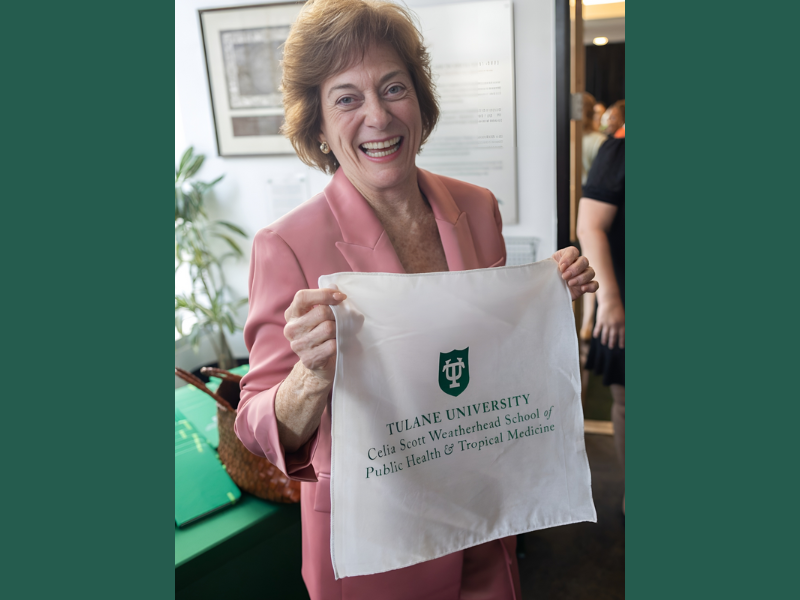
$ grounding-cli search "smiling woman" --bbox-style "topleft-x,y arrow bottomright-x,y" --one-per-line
232,1 -> 598,599
280,0 -> 439,175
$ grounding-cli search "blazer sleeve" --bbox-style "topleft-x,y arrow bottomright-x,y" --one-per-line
234,228 -> 319,481
491,191 -> 507,267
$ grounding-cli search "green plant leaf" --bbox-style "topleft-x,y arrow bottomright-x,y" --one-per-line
212,233 -> 244,257
175,146 -> 248,365
215,220 -> 247,237
197,305 -> 215,320
184,154 -> 205,178
178,146 -> 194,174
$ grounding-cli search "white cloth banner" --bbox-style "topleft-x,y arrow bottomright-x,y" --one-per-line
319,260 -> 596,579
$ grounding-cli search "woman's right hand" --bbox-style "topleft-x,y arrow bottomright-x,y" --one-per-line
593,298 -> 625,350
283,288 -> 347,387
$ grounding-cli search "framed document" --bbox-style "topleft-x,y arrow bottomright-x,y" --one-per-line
199,3 -> 303,156
416,0 -> 518,224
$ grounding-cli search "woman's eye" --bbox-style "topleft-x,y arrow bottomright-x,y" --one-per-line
387,85 -> 403,95
338,97 -> 352,105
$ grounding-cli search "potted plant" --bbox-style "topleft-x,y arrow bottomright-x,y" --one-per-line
175,147 -> 247,371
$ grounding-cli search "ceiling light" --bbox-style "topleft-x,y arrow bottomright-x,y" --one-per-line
593,37 -> 609,46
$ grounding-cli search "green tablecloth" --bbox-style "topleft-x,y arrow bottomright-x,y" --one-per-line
175,494 -> 296,567
175,495 -> 306,598
174,364 -> 251,449
175,366 -> 307,598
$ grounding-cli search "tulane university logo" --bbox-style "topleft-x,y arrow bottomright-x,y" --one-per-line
439,348 -> 470,397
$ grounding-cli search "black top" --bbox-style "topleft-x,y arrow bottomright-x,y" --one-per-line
582,137 -> 625,304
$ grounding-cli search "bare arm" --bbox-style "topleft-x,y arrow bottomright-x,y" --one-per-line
580,292 -> 596,340
276,288 -> 346,452
576,198 -> 624,349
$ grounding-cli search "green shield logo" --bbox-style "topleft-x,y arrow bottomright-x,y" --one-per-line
439,348 -> 470,397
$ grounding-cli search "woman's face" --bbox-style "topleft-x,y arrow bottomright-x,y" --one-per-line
593,104 -> 605,132
319,44 -> 423,197
606,107 -> 623,135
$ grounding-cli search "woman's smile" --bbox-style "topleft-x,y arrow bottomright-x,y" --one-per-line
360,136 -> 403,159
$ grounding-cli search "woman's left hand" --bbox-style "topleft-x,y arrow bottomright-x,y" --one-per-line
552,247 -> 599,301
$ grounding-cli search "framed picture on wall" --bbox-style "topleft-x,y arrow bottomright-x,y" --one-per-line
199,3 -> 303,156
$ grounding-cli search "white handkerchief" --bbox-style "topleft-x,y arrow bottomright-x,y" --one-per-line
319,260 -> 596,579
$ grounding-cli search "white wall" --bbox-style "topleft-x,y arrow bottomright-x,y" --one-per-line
175,0 -> 557,359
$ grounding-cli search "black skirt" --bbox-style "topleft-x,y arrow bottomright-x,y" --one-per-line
583,137 -> 625,387
585,336 -> 625,387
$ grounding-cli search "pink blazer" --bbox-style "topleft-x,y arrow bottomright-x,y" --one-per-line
235,168 -> 521,600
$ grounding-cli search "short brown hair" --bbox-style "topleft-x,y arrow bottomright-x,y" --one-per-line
281,0 -> 440,174
610,99 -> 625,123
582,92 -> 598,131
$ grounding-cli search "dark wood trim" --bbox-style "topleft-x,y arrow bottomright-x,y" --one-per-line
555,0 -> 571,250
197,8 -> 223,157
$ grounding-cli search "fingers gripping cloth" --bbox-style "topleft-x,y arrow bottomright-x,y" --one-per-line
319,259 -> 596,579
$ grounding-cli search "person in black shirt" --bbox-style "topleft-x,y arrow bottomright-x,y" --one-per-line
577,126 -> 625,512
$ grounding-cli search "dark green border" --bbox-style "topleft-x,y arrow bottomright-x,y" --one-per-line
6,1 -> 798,598
5,1 -> 173,598
629,2 -> 798,597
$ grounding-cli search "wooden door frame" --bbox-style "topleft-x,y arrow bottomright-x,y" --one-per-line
555,0 -> 571,250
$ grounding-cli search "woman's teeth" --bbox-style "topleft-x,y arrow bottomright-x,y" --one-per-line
361,137 -> 401,157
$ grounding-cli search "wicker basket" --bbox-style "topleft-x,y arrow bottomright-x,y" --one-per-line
175,367 -> 300,503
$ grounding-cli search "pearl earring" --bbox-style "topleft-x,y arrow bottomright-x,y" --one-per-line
320,142 -> 330,154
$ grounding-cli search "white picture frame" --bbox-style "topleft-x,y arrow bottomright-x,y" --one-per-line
415,0 -> 518,225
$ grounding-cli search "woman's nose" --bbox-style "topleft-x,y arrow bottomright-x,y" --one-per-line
364,96 -> 392,129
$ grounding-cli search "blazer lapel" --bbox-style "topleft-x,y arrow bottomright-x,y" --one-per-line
417,169 -> 481,272
325,169 -> 405,274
